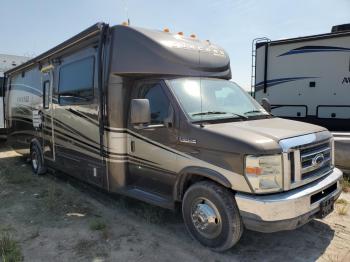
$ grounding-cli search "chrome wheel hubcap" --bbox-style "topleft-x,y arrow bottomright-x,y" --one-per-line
191,198 -> 222,239
32,151 -> 38,170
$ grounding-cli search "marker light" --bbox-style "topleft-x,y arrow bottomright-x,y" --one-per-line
163,28 -> 170,32
245,166 -> 262,176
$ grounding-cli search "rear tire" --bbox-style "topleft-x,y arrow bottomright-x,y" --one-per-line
30,142 -> 47,175
182,181 -> 243,252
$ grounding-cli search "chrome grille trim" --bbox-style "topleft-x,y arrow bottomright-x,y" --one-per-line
279,131 -> 334,190
300,140 -> 332,177
301,146 -> 331,159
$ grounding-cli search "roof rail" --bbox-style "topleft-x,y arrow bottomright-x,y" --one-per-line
6,22 -> 107,75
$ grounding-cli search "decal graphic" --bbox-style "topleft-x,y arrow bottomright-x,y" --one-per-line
279,45 -> 350,56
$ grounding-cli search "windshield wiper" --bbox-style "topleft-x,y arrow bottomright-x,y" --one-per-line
244,110 -> 271,116
192,111 -> 248,119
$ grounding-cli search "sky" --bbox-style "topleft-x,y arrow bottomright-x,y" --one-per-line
1,0 -> 349,90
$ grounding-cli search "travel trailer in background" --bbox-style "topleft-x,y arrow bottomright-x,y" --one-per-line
4,22 -> 342,251
253,23 -> 350,173
0,54 -> 28,139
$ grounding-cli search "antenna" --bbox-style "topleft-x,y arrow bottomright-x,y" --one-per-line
122,0 -> 130,25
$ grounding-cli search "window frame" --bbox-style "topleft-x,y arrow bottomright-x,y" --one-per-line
134,80 -> 174,128
137,81 -> 174,127
58,56 -> 95,105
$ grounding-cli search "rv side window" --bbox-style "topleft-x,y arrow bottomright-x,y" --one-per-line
43,81 -> 50,109
58,56 -> 94,104
139,83 -> 171,125
0,77 -> 4,97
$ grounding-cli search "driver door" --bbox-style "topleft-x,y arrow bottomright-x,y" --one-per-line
127,80 -> 179,198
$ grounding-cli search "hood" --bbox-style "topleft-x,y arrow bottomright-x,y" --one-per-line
199,117 -> 328,154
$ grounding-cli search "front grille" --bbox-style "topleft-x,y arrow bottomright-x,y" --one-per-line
300,140 -> 332,180
280,132 -> 334,190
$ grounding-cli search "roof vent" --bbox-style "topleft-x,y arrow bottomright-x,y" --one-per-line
331,23 -> 350,33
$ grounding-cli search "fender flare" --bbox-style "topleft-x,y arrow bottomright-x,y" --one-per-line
174,166 -> 232,201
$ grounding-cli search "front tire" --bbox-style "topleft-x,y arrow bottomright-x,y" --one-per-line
182,181 -> 243,251
30,142 -> 47,175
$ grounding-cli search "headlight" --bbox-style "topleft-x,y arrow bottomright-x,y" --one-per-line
245,155 -> 283,193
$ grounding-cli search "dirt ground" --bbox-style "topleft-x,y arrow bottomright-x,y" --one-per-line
0,142 -> 349,262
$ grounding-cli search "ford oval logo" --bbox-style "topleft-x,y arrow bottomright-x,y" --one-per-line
312,153 -> 325,168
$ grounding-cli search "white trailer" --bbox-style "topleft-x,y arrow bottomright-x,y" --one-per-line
0,54 -> 28,138
253,24 -> 350,173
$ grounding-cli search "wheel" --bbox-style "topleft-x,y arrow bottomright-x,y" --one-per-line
182,181 -> 243,251
30,142 -> 47,175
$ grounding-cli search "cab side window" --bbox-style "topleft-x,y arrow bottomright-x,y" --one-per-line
139,83 -> 171,125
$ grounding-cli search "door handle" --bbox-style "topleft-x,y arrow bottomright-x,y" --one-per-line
130,141 -> 135,153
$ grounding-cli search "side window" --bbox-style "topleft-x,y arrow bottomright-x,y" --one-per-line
140,83 -> 171,125
58,56 -> 94,104
0,77 -> 4,97
43,81 -> 50,109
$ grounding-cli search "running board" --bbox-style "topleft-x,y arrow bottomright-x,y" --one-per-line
123,187 -> 175,210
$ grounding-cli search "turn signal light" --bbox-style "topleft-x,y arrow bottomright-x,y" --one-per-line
190,34 -> 196,38
245,166 -> 263,175
163,28 -> 170,32
177,32 -> 184,36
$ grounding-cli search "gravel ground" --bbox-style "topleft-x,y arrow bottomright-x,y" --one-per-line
0,142 -> 349,262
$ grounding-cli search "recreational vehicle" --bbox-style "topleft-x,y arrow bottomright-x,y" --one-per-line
253,24 -> 350,173
4,23 -> 343,251
0,54 -> 28,139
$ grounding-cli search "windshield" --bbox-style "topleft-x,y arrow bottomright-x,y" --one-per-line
168,78 -> 269,122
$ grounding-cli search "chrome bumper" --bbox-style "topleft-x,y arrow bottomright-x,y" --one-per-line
235,168 -> 343,233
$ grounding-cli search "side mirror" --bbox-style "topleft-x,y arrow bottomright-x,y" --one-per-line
131,99 -> 151,125
261,98 -> 271,113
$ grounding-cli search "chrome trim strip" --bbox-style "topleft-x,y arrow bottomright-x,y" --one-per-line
294,150 -> 301,183
279,133 -> 317,152
302,158 -> 331,173
282,152 -> 291,190
301,147 -> 331,159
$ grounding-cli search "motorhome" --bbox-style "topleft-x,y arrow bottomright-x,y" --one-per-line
253,24 -> 350,174
4,22 -> 343,251
0,54 -> 28,139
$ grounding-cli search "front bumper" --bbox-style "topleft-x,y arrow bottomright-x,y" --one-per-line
235,168 -> 343,233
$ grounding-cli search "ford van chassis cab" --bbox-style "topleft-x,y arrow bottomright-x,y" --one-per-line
4,23 -> 343,251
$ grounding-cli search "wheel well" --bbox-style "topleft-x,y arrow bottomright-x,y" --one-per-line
177,173 -> 231,202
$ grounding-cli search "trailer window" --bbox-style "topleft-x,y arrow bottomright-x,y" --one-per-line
139,83 -> 171,125
0,77 -> 4,97
58,57 -> 94,104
